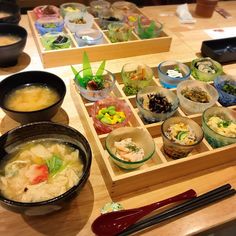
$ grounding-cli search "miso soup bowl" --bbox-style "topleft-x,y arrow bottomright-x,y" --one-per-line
0,122 -> 92,215
0,24 -> 27,67
0,71 -> 66,123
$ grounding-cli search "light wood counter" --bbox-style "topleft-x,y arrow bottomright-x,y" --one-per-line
0,2 -> 236,236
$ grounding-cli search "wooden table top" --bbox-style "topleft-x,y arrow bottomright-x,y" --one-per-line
0,2 -> 236,236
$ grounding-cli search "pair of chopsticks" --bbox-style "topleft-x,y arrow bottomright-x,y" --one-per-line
118,184 -> 236,236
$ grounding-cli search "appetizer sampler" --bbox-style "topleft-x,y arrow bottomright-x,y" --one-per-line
114,138 -> 144,162
165,122 -> 197,145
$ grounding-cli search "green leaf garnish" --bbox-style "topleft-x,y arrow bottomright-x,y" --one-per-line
70,52 -> 106,89
82,51 -> 93,78
46,155 -> 63,176
217,120 -> 231,128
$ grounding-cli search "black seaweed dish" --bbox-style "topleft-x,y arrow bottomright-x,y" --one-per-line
0,122 -> 92,215
0,24 -> 27,67
0,71 -> 66,123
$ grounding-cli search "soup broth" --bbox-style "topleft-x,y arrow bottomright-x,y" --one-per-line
4,84 -> 60,112
0,34 -> 21,46
0,140 -> 84,202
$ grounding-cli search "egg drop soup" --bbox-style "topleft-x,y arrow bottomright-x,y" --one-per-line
0,140 -> 84,202
0,34 -> 21,46
4,84 -> 60,112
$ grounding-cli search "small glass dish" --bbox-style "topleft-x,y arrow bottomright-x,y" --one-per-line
35,17 -> 64,35
112,1 -> 137,17
60,2 -> 87,18
75,29 -> 103,47
121,63 -> 153,96
106,127 -> 155,169
177,80 -> 219,115
74,68 -> 115,101
135,18 -> 163,39
33,5 -> 60,19
65,12 -> 94,33
202,107 -> 236,148
157,60 -> 191,89
41,32 -> 71,50
98,8 -> 123,30
214,75 -> 236,107
191,57 -> 223,82
90,96 -> 132,134
89,0 -> 111,17
107,22 -> 132,43
161,117 -> 204,159
136,86 -> 179,123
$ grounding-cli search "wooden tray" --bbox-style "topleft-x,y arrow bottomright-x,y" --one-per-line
27,9 -> 172,68
71,66 -> 236,197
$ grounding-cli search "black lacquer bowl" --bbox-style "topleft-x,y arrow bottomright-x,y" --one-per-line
0,1 -> 21,24
0,122 -> 92,215
0,71 -> 66,123
0,24 -> 27,67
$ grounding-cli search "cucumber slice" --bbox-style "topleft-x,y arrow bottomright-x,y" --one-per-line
176,131 -> 188,140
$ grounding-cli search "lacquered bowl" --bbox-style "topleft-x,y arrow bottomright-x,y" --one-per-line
106,127 -> 155,169
0,71 -> 66,123
157,60 -> 191,89
136,86 -> 179,123
90,97 -> 132,134
0,24 -> 27,67
0,122 -> 92,215
177,80 -> 219,115
214,75 -> 236,107
161,117 -> 204,159
202,107 -> 236,148
0,1 -> 21,24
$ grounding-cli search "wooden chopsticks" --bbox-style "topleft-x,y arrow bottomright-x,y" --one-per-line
118,184 -> 236,236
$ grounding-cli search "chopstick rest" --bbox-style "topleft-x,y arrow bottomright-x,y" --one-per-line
118,184 -> 235,236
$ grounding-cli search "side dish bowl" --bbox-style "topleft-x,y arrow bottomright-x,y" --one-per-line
65,12 -> 94,33
157,60 -> 191,89
202,107 -> 236,148
214,75 -> 236,107
177,80 -> 219,115
161,117 -> 204,159
0,71 -> 66,123
136,86 -> 179,123
0,121 -> 92,215
191,57 -> 223,82
90,96 -> 132,134
0,24 -> 27,67
60,2 -> 87,18
33,5 -> 60,19
74,67 -> 115,101
106,127 -> 155,169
